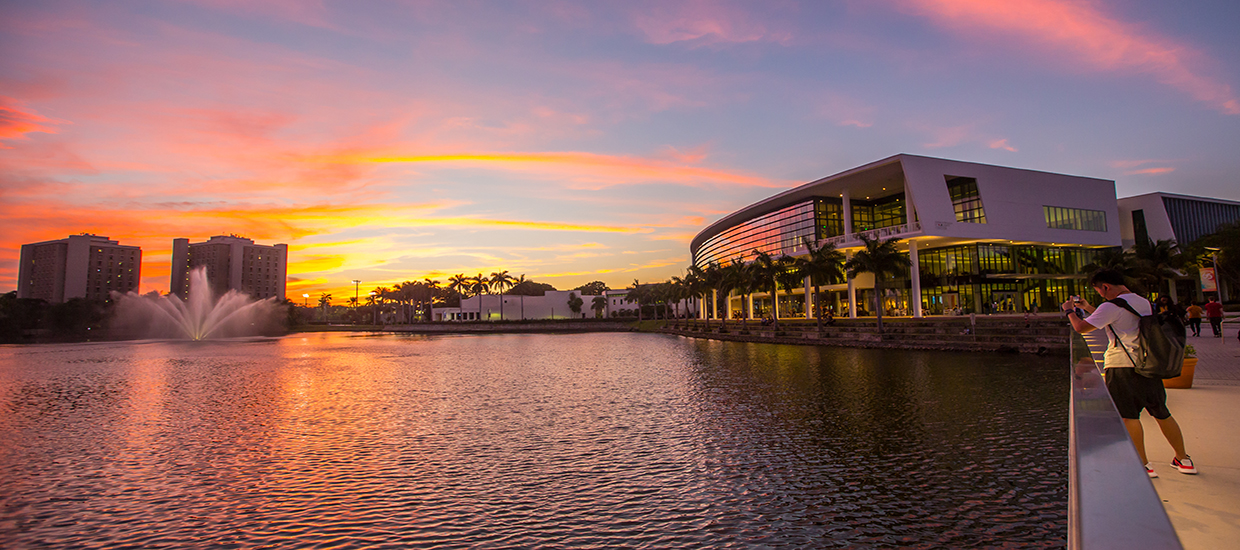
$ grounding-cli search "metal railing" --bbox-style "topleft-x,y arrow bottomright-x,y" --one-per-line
821,221 -> 923,247
1068,332 -> 1183,549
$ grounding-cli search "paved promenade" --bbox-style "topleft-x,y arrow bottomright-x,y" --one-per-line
1083,316 -> 1240,550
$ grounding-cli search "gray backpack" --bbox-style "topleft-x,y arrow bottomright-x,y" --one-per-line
1108,298 -> 1186,379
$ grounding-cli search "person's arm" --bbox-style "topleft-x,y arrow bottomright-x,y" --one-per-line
1063,299 -> 1101,334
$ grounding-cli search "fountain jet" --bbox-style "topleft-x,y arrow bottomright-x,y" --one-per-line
112,267 -> 284,340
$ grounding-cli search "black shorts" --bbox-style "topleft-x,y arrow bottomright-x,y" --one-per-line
1104,367 -> 1171,420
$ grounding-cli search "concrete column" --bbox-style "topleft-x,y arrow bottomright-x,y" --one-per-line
1168,281 -> 1178,304
910,240 -> 923,318
747,293 -> 754,319
712,289 -> 718,319
804,276 -> 812,318
842,188 -> 853,238
846,251 -> 856,319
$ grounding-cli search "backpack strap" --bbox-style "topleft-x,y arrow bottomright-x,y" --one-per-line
1105,297 -> 1143,367
1107,297 -> 1143,318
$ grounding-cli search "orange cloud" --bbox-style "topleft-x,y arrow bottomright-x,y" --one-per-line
904,0 -> 1240,114
328,151 -> 783,189
0,97 -> 66,147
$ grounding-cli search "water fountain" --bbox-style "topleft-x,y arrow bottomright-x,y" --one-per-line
112,267 -> 285,340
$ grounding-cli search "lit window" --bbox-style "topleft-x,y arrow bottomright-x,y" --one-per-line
1043,206 -> 1107,232
946,176 -> 986,223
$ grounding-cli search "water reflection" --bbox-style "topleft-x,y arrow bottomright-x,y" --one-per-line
0,333 -> 1066,548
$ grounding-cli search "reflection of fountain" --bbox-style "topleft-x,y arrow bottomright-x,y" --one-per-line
113,267 -> 283,340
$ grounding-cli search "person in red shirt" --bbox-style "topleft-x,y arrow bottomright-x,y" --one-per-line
1205,296 -> 1225,338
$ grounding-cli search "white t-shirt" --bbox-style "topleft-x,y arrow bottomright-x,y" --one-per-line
1083,293 -> 1152,368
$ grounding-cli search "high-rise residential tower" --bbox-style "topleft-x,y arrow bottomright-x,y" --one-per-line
170,235 -> 288,300
17,234 -> 142,303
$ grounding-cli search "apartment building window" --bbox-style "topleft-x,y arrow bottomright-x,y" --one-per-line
1044,205 -> 1107,232
946,176 -> 986,223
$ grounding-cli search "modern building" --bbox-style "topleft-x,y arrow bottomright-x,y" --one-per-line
17,234 -> 142,303
690,154 -> 1123,318
171,235 -> 288,300
1117,192 -> 1240,301
1117,192 -> 1240,248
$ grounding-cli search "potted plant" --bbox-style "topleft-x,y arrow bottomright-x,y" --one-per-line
1164,344 -> 1197,389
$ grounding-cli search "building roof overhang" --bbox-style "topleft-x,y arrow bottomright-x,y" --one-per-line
690,154 -> 908,254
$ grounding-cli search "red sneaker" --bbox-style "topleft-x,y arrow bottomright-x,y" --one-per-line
1172,456 -> 1197,474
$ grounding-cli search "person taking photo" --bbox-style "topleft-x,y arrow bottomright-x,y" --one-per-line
1063,269 -> 1197,478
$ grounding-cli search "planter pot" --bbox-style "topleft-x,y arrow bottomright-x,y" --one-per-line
1164,357 -> 1197,389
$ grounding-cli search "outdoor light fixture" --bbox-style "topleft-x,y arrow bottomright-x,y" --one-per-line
302,293 -> 309,307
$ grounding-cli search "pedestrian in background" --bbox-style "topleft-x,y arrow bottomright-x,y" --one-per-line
1205,296 -> 1225,338
1185,301 -> 1203,337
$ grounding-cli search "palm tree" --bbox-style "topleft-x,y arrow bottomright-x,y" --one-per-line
470,274 -> 489,320
490,270 -> 515,320
701,263 -> 726,329
1080,247 -> 1146,294
318,293 -> 332,322
843,233 -> 911,333
1133,238 -> 1185,297
716,262 -> 746,331
750,250 -> 782,330
775,255 -> 802,320
591,295 -> 607,318
797,237 -> 846,333
626,279 -> 647,322
685,265 -> 706,326
669,275 -> 689,328
726,259 -> 757,331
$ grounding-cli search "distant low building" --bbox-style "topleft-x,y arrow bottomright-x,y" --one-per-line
1117,192 -> 1240,248
171,235 -> 288,300
602,289 -> 698,318
436,291 -> 602,321
17,234 -> 141,303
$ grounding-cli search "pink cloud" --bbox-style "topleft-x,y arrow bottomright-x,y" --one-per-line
902,0 -> 1240,115
631,1 -> 793,47
1124,167 -> 1175,176
988,138 -> 1017,152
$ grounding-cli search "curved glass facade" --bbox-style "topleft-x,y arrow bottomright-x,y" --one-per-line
694,199 -> 821,267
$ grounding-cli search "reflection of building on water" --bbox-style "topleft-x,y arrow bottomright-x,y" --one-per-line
690,154 -> 1239,318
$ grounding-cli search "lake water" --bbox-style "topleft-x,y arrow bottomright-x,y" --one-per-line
0,332 -> 1067,548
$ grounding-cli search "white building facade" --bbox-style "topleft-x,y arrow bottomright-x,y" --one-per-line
691,154 -> 1123,318
435,290 -> 603,321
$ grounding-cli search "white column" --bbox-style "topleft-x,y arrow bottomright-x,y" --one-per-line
712,289 -> 718,319
842,188 -> 853,238
804,276 -> 812,318
910,240 -> 923,318
746,293 -> 754,319
846,251 -> 856,319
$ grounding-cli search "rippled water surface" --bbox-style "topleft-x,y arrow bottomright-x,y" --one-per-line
0,333 -> 1067,548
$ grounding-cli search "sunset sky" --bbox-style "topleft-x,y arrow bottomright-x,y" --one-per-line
3,0 -> 1239,302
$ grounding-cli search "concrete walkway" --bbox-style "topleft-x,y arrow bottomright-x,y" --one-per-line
1082,316 -> 1240,550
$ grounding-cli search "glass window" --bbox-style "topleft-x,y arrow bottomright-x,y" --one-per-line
1043,206 -> 1107,231
946,176 -> 986,223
